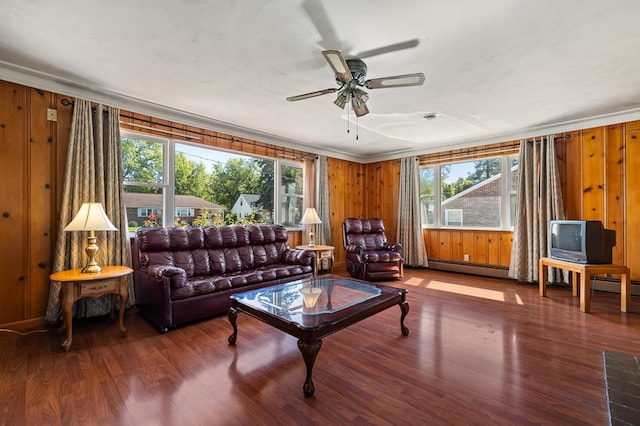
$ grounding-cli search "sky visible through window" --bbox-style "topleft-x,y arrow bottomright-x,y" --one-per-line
176,142 -> 242,171
444,162 -> 475,183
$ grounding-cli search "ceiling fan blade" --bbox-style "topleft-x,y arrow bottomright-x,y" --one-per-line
322,50 -> 353,82
302,0 -> 344,50
356,39 -> 420,59
286,88 -> 338,102
365,73 -> 426,89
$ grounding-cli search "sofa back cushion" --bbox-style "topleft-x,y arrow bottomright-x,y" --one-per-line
136,224 -> 291,277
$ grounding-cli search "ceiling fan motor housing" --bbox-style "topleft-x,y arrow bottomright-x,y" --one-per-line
344,58 -> 368,85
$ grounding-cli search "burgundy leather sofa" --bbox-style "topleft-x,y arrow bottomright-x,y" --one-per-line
342,217 -> 404,281
133,224 -> 315,332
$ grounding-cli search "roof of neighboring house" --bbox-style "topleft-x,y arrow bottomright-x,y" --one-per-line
123,192 -> 223,209
238,194 -> 260,203
442,165 -> 518,206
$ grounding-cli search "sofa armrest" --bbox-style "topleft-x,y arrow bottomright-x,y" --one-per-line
382,242 -> 403,253
281,248 -> 316,267
133,268 -> 174,331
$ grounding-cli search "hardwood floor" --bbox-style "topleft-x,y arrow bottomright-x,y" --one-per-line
2,267 -> 640,425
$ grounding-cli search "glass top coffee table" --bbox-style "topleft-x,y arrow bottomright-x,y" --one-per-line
228,275 -> 409,396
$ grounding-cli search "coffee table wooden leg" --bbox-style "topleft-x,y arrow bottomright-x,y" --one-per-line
228,307 -> 239,345
399,298 -> 409,336
297,339 -> 322,397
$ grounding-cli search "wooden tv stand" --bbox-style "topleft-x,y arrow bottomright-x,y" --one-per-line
538,257 -> 630,313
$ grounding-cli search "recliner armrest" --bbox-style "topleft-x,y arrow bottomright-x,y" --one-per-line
383,242 -> 403,252
345,244 -> 364,255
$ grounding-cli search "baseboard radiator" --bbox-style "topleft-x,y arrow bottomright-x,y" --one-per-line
425,260 -> 640,296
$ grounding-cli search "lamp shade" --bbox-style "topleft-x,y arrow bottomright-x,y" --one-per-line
64,202 -> 117,232
300,207 -> 322,225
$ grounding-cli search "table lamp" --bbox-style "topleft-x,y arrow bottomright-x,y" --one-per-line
300,207 -> 322,247
64,202 -> 118,273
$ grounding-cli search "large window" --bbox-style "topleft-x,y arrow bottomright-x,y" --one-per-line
121,132 -> 304,230
420,155 -> 518,229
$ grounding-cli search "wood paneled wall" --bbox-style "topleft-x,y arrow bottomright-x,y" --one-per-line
2,77 -> 640,329
0,81 -> 72,328
555,124 -> 634,277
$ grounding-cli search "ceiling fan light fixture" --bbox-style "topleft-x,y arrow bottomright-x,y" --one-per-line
351,93 -> 369,117
334,90 -> 350,109
354,88 -> 369,104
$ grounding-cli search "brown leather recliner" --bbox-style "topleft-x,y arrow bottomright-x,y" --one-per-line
342,218 -> 404,281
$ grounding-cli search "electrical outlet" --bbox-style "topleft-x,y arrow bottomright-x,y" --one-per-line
463,253 -> 470,262
47,108 -> 58,122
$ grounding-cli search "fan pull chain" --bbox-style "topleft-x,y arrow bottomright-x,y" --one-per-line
356,114 -> 359,140
346,106 -> 350,134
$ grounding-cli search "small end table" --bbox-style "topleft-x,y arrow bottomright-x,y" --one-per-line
296,245 -> 335,276
50,265 -> 133,351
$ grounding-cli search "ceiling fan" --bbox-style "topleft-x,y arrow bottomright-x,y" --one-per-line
286,50 -> 425,117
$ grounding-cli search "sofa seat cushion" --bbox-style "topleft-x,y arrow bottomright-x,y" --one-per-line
169,263 -> 314,301
363,250 -> 403,263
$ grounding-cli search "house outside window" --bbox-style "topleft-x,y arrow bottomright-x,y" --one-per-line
420,155 -> 518,229
137,208 -> 161,218
121,132 -> 304,229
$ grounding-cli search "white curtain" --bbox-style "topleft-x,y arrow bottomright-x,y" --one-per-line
508,136 -> 565,282
398,157 -> 428,267
46,100 -> 131,321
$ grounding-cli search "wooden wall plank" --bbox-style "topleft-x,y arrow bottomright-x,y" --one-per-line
581,127 -> 605,220
462,232 -> 476,263
605,124 -> 625,265
438,231 -> 452,260
556,131 -> 582,219
28,88 -> 55,318
499,233 -> 513,267
625,130 -> 640,279
0,81 -> 27,324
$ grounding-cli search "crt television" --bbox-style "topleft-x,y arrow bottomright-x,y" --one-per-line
548,220 -> 616,264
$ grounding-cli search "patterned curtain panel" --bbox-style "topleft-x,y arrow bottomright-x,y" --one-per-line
316,155 -> 331,246
398,157 -> 428,267
508,136 -> 565,282
46,100 -> 131,321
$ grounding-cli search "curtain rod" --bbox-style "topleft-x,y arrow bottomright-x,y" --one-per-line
61,98 -> 314,160
119,112 -> 315,161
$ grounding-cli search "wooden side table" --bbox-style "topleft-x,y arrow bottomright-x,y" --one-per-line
50,265 -> 133,351
538,257 -> 630,313
296,245 -> 335,276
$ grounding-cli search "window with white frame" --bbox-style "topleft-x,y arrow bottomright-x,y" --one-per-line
137,208 -> 161,218
420,155 -> 518,229
175,208 -> 195,217
121,132 -> 304,229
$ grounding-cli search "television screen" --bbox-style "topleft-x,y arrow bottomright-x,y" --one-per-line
551,223 -> 582,252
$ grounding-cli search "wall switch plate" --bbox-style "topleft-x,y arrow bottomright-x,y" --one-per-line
47,108 -> 58,122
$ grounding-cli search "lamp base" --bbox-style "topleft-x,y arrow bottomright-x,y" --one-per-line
82,232 -> 102,273
82,263 -> 102,273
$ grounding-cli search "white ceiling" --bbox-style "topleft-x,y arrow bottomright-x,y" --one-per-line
2,0 -> 640,162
